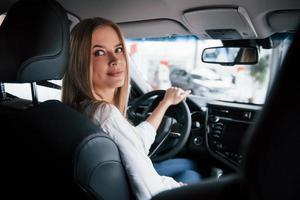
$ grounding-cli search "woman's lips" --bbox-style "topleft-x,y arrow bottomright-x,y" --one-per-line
107,71 -> 123,77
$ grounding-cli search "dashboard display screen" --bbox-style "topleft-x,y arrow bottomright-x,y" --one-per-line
221,120 -> 250,153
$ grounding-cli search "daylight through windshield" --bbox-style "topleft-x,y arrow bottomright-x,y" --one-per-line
126,36 -> 271,104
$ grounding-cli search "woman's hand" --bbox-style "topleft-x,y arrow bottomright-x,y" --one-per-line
161,87 -> 191,107
146,87 -> 190,130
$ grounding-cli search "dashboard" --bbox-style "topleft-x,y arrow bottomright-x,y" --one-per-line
128,90 -> 262,171
188,97 -> 262,170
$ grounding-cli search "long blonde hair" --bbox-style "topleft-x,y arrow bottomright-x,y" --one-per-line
62,17 -> 129,117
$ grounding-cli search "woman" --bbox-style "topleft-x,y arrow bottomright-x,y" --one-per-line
62,17 -> 201,200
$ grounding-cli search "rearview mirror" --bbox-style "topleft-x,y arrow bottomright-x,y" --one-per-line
202,47 -> 258,66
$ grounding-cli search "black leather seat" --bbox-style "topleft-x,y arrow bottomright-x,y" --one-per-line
152,25 -> 300,200
240,28 -> 300,200
0,0 -> 132,199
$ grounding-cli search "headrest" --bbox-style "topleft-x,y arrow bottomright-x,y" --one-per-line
0,0 -> 69,83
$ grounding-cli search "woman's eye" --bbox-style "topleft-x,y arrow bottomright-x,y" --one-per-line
94,50 -> 105,57
115,47 -> 123,53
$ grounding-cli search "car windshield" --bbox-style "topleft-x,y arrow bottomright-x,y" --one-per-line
126,36 -> 272,104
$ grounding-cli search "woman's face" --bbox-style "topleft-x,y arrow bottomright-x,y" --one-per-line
90,25 -> 126,95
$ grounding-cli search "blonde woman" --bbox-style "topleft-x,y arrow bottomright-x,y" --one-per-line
62,17 -> 201,200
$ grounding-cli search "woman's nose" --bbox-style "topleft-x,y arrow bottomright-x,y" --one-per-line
109,53 -> 120,67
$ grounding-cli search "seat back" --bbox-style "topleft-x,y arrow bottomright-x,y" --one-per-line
25,100 -> 133,200
0,0 -> 133,199
240,25 -> 300,199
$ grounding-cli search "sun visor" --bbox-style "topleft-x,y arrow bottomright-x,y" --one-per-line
267,10 -> 300,33
118,19 -> 190,39
183,7 -> 257,40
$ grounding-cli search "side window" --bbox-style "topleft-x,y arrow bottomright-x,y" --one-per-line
0,14 -> 5,25
4,81 -> 62,102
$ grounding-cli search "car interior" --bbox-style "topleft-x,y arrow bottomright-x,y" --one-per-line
0,0 -> 299,199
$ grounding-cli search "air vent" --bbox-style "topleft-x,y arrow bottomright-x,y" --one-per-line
210,107 -> 254,121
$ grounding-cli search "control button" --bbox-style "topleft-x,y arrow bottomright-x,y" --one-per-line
213,134 -> 221,139
214,125 -> 223,130
215,143 -> 223,150
216,122 -> 224,126
243,111 -> 252,119
169,132 -> 181,138
195,121 -> 201,128
193,136 -> 203,146
210,116 -> 220,123
238,155 -> 243,163
233,154 -> 240,160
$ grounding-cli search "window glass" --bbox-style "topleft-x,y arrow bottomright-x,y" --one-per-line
126,36 -> 271,104
0,14 -> 5,25
4,81 -> 62,102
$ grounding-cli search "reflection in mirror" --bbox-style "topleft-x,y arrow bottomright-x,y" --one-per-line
202,47 -> 258,65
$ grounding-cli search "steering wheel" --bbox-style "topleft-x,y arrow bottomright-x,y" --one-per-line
127,90 -> 191,162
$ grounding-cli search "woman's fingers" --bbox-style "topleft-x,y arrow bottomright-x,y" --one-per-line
182,90 -> 191,101
165,87 -> 191,105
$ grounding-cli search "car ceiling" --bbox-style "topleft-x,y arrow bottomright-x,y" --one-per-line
1,0 -> 300,39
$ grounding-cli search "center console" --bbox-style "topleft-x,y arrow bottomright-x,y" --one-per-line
206,101 -> 261,169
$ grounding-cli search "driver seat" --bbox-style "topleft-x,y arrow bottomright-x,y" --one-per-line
0,0 -> 133,199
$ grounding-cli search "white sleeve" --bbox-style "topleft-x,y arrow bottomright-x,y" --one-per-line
94,104 -> 147,154
135,121 -> 156,155
94,104 -> 182,199
94,103 -> 156,155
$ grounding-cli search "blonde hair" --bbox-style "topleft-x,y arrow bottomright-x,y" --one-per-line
62,17 -> 129,117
